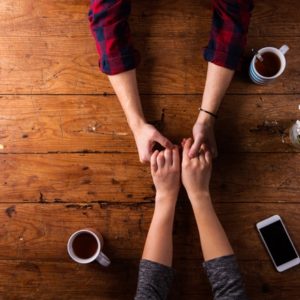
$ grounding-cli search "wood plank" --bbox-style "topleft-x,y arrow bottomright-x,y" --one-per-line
0,18 -> 299,94
0,259 -> 138,300
0,0 -> 299,38
0,203 -> 299,261
0,259 -> 299,300
1,1 -> 299,94
0,35 -> 298,94
0,153 -> 299,203
0,153 -> 150,203
0,95 -> 299,154
185,36 -> 299,94
0,1 -> 299,299
173,258 -> 300,299
0,95 -> 135,154
172,259 -> 300,300
0,0 -> 300,94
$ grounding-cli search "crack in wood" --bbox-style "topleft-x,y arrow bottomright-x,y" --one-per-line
39,192 -> 46,203
65,204 -> 94,210
249,120 -> 286,135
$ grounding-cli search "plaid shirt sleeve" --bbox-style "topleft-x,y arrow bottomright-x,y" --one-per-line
204,0 -> 254,70
88,0 -> 140,75
88,0 -> 253,75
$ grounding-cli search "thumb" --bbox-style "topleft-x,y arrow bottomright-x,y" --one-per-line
183,138 -> 193,161
188,136 -> 203,158
154,132 -> 173,149
205,149 -> 212,165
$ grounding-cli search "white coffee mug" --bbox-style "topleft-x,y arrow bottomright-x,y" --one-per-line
67,229 -> 111,266
249,45 -> 289,84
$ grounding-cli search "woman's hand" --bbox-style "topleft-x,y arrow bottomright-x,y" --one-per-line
150,147 -> 180,205
181,138 -> 212,202
142,147 -> 180,267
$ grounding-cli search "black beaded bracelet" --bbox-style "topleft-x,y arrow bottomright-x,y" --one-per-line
199,108 -> 218,119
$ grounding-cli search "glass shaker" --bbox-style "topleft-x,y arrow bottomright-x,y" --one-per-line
289,120 -> 300,148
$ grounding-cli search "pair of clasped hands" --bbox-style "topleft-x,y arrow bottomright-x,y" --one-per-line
150,137 -> 212,206
132,115 -> 217,164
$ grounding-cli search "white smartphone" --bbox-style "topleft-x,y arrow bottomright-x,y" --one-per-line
256,215 -> 300,272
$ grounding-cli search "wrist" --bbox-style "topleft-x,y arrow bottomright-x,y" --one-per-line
154,200 -> 176,222
197,110 -> 216,125
129,116 -> 146,132
188,191 -> 212,208
188,189 -> 210,199
155,193 -> 177,209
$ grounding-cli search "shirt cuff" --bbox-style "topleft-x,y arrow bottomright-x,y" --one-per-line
203,255 -> 248,300
135,259 -> 175,300
203,47 -> 242,71
99,49 -> 140,75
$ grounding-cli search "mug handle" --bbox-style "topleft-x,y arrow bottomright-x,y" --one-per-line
96,251 -> 111,267
279,45 -> 289,55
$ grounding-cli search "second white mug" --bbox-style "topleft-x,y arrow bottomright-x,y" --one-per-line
249,44 -> 289,85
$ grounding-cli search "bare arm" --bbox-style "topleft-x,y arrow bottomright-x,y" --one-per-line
189,63 -> 234,158
189,193 -> 233,261
182,138 -> 233,260
190,0 -> 254,158
135,148 -> 180,299
142,198 -> 176,266
108,70 -> 173,163
200,63 -> 234,117
89,0 -> 173,163
142,148 -> 180,266
108,70 -> 145,131
181,138 -> 247,299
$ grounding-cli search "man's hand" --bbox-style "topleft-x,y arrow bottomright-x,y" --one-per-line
189,115 -> 217,158
133,123 -> 174,163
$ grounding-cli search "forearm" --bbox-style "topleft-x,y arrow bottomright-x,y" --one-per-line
190,192 -> 233,261
198,62 -> 234,119
142,197 -> 176,267
108,69 -> 145,131
200,0 -> 254,116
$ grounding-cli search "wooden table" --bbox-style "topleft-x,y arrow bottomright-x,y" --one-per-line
0,0 -> 299,299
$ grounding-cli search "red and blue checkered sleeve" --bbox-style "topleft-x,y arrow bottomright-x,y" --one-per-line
204,0 -> 254,70
88,0 -> 140,75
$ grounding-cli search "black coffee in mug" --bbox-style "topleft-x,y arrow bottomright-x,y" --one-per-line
255,52 -> 281,77
72,232 -> 98,259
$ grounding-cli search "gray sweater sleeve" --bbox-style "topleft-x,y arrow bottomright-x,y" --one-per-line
135,255 -> 246,300
135,259 -> 175,300
202,255 -> 248,300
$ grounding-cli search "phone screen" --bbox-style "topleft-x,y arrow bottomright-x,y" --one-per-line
259,220 -> 298,266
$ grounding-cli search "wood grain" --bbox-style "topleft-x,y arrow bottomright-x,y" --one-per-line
0,258 -> 299,300
0,259 -> 138,300
0,0 -> 299,38
0,94 -> 299,154
0,0 -> 299,94
1,0 -> 300,299
0,153 -> 299,203
172,258 -> 300,300
0,35 -> 298,94
0,203 -> 299,261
